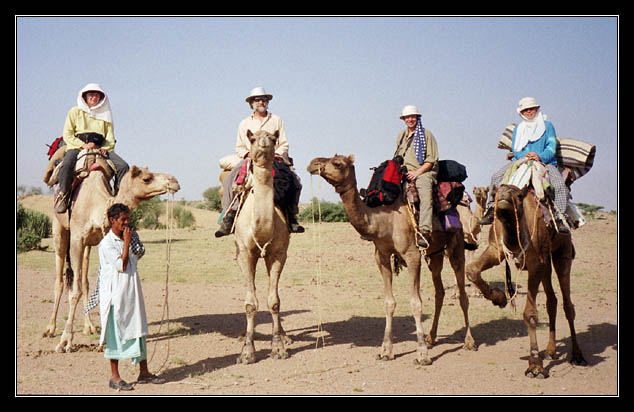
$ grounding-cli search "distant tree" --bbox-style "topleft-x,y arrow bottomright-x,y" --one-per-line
575,203 -> 604,218
203,186 -> 223,211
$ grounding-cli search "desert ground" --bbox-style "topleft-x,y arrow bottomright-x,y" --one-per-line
16,194 -> 618,396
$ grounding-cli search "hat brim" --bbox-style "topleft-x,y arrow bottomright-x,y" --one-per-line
245,94 -> 273,103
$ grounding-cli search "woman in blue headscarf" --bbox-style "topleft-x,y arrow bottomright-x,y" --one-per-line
481,97 -> 569,233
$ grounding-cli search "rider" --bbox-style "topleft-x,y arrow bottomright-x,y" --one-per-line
215,87 -> 304,237
394,105 -> 439,248
55,83 -> 129,214
480,97 -> 569,233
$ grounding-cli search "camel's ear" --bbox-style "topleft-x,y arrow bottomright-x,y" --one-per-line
273,130 -> 279,139
347,154 -> 355,164
518,185 -> 530,200
246,129 -> 255,144
130,165 -> 142,178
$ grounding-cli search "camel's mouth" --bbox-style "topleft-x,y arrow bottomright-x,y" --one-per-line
306,158 -> 327,175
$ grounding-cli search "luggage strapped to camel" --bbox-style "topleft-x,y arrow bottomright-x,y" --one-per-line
43,136 -> 117,211
361,157 -> 470,243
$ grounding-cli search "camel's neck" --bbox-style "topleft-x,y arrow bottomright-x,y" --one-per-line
251,162 -> 275,236
336,171 -> 376,238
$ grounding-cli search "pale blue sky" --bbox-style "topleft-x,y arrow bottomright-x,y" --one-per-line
16,16 -> 619,211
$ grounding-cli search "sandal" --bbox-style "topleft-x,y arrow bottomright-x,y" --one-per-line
137,374 -> 166,384
109,379 -> 134,391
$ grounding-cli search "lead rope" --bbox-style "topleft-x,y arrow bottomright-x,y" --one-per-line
310,172 -> 326,349
148,193 -> 174,373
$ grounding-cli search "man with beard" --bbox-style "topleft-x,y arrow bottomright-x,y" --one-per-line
215,87 -> 304,237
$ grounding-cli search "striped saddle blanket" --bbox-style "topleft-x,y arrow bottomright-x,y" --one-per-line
498,123 -> 596,182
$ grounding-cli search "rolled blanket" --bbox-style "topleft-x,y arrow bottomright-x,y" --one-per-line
498,124 -> 596,179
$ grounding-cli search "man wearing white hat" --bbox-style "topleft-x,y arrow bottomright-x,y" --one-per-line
215,87 -> 304,237
394,105 -> 439,248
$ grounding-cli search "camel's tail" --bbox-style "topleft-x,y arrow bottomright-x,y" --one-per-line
64,236 -> 74,289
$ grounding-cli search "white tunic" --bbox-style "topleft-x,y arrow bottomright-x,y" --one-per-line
98,230 -> 148,345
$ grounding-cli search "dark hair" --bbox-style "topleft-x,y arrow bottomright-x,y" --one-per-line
107,203 -> 130,220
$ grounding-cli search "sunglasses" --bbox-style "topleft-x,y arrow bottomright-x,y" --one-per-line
253,97 -> 269,102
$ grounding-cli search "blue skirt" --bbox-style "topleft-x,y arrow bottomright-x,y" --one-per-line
104,306 -> 147,364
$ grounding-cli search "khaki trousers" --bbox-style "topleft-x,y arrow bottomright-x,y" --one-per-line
415,171 -> 436,233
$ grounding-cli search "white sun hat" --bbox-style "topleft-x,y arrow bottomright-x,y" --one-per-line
245,87 -> 273,103
517,97 -> 540,113
399,105 -> 421,119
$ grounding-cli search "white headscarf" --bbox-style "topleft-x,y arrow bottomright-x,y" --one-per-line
513,109 -> 547,152
76,83 -> 113,123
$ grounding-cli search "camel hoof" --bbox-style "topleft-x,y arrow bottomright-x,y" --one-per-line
490,288 -> 507,308
236,354 -> 256,365
414,357 -> 433,366
270,350 -> 289,360
43,329 -> 55,338
570,352 -> 588,366
525,367 -> 548,379
376,353 -> 394,361
463,341 -> 478,351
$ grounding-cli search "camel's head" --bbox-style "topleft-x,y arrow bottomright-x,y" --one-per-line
124,165 -> 180,201
495,184 -> 530,221
307,154 -> 356,193
247,129 -> 278,168
473,186 -> 490,208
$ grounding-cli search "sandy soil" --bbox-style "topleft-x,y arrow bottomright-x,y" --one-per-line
16,205 -> 618,396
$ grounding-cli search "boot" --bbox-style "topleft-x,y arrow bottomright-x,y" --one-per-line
288,214 -> 305,233
54,192 -> 70,214
214,210 -> 236,238
416,231 -> 431,249
555,216 -> 570,234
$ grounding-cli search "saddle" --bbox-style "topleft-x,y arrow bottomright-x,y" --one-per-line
406,181 -> 465,233
45,147 -> 116,188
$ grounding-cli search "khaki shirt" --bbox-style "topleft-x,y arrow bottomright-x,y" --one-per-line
63,107 -> 116,151
236,112 -> 289,162
394,128 -> 439,175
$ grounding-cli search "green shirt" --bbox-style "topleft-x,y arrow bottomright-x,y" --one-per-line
394,128 -> 439,174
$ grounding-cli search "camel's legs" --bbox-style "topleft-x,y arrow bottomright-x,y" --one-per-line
540,263 -> 560,361
552,249 -> 587,366
265,253 -> 290,360
404,251 -> 431,366
446,238 -> 477,351
375,249 -> 396,361
44,222 -> 68,338
237,250 -> 259,364
81,246 -> 97,335
425,253 -> 445,348
465,242 -> 508,308
56,237 -> 85,353
523,268 -> 548,379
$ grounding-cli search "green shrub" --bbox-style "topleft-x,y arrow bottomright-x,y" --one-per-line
17,203 -> 51,252
202,186 -> 223,212
298,198 -> 348,223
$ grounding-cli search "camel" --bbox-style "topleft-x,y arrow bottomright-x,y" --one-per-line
472,186 -> 489,221
43,159 -> 180,353
233,130 -> 292,364
307,154 -> 476,365
465,184 -> 587,378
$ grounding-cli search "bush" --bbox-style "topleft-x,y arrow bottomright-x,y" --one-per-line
202,186 -> 223,211
17,202 -> 51,252
130,198 -> 164,230
298,198 -> 348,223
172,206 -> 196,229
